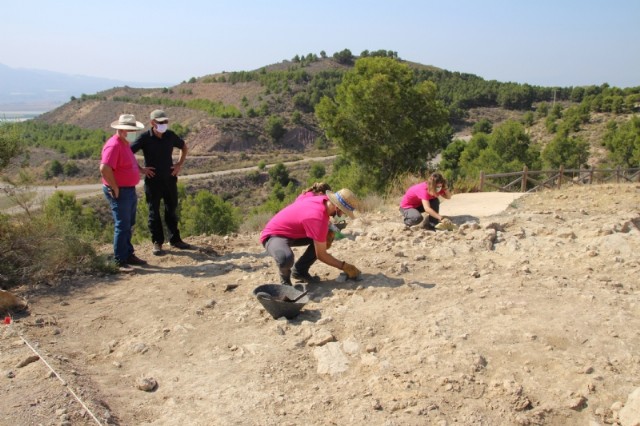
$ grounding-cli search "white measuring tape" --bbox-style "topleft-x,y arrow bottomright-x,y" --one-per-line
4,317 -> 104,426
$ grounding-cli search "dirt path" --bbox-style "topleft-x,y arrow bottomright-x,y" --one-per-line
1,184 -> 639,426
0,155 -> 336,215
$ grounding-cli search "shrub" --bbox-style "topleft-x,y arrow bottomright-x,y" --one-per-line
265,115 -> 286,141
180,191 -> 241,236
63,161 -> 80,176
48,160 -> 64,177
308,162 -> 326,181
0,212 -> 108,287
268,163 -> 290,187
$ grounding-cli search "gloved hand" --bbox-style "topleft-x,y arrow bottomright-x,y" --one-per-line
435,217 -> 458,231
342,262 -> 361,279
326,230 -> 335,249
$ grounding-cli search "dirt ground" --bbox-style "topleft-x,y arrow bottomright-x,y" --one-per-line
1,183 -> 639,426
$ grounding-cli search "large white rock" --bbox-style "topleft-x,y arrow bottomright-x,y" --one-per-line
619,387 -> 640,426
313,342 -> 349,375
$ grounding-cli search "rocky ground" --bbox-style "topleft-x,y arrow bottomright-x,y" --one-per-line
1,183 -> 639,426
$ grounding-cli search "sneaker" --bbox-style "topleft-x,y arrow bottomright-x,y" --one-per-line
170,240 -> 192,250
152,243 -> 164,256
291,269 -> 319,283
126,254 -> 147,266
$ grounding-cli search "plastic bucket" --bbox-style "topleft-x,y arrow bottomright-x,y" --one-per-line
253,284 -> 309,319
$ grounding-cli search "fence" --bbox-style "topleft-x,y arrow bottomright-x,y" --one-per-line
478,166 -> 640,193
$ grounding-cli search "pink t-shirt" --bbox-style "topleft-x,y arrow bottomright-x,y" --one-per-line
260,196 -> 330,244
295,191 -> 323,201
400,182 -> 444,209
100,134 -> 140,187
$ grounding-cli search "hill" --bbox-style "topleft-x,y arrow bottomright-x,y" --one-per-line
1,183 -> 639,425
4,53 -> 637,204
0,63 -> 169,115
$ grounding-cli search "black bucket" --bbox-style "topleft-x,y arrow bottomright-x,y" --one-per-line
253,284 -> 309,319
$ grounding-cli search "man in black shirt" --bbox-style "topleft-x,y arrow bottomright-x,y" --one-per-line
131,109 -> 191,255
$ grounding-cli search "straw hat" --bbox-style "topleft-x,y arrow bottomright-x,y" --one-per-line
110,114 -> 145,130
326,188 -> 360,219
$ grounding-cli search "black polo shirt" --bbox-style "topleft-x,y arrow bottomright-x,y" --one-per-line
130,129 -> 186,179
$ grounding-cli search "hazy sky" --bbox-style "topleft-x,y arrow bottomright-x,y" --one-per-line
4,0 -> 639,88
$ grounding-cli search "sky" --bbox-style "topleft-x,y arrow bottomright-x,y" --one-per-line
3,0 -> 640,88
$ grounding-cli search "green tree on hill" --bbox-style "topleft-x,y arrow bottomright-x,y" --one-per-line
603,116 -> 640,167
449,120 -> 541,181
316,57 -> 450,191
542,135 -> 590,169
0,123 -> 22,170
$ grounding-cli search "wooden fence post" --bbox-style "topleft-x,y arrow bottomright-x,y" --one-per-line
479,171 -> 485,191
558,165 -> 564,189
589,168 -> 594,184
616,166 -> 621,183
521,166 -> 528,192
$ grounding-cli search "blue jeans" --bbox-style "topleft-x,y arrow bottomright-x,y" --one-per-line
103,186 -> 137,263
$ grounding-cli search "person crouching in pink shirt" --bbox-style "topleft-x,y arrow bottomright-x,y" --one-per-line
260,188 -> 362,285
399,172 -> 451,230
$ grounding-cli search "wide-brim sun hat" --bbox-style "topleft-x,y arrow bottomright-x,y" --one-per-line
110,114 -> 145,130
326,188 -> 359,219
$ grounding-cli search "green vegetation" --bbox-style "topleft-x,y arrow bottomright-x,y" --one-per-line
541,135 -> 590,169
6,120 -> 108,159
111,96 -> 242,118
267,162 -> 291,187
603,116 -> 640,167
316,57 -> 450,192
0,122 -> 23,169
265,115 -> 286,142
0,190 -> 112,287
181,191 -> 241,236
441,120 -> 542,189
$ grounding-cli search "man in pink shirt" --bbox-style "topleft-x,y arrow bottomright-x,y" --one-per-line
100,114 -> 147,269
261,188 -> 362,285
400,172 -> 451,230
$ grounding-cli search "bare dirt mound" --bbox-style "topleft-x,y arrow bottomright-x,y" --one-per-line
1,184 -> 639,426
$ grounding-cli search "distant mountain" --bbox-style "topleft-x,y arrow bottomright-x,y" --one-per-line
0,63 -> 172,113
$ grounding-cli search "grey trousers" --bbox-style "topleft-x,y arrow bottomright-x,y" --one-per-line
264,236 -> 316,281
400,198 -> 440,227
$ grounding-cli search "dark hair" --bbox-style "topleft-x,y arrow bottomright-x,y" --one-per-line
428,172 -> 446,185
427,173 -> 446,195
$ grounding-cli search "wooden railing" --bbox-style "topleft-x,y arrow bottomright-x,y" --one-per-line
479,166 -> 640,193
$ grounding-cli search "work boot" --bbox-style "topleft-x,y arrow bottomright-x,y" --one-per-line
291,268 -> 319,283
280,275 -> 292,286
170,240 -> 192,250
152,243 -> 164,256
421,220 -> 436,232
126,254 -> 147,266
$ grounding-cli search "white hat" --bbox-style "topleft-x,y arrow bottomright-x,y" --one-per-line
110,114 -> 145,130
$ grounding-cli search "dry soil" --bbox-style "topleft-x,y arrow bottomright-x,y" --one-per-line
1,183 -> 639,426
